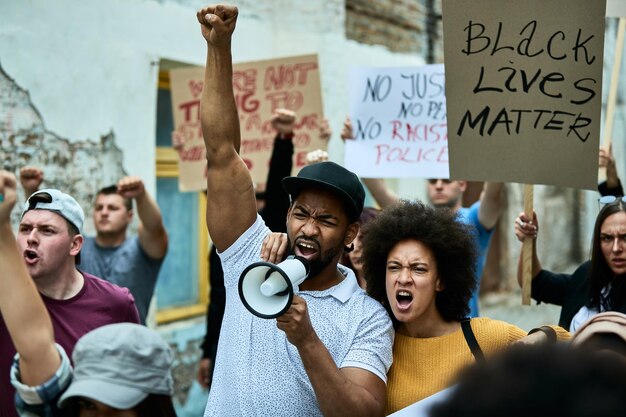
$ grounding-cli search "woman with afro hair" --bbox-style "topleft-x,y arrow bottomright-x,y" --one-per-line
361,200 -> 569,414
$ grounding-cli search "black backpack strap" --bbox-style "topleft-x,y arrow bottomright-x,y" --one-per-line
460,318 -> 485,363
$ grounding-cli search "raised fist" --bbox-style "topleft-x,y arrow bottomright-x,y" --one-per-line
196,4 -> 239,46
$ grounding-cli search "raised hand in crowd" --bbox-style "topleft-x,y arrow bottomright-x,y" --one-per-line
303,118 -> 332,165
114,175 -> 168,260
116,176 -> 147,200
0,171 -> 16,216
599,144 -> 622,191
305,149 -> 329,165
340,116 -> 353,141
318,118 -> 332,142
271,108 -> 296,138
19,166 -> 44,198
337,116 -> 399,208
171,130 -> 188,154
0,170 -> 60,390
263,108 -> 296,232
196,3 -> 238,47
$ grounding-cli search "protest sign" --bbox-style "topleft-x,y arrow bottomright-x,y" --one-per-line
170,54 -> 324,192
442,0 -> 606,190
387,386 -> 454,417
169,67 -> 206,192
345,64 -> 448,179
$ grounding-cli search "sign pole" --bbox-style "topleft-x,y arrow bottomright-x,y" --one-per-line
522,184 -> 534,305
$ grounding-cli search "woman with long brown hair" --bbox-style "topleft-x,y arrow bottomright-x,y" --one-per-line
515,197 -> 626,331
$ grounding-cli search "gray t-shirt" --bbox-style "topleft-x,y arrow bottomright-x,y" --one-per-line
79,236 -> 163,323
204,215 -> 394,417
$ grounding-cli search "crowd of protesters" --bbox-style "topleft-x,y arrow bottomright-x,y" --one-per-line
2,3 -> 626,417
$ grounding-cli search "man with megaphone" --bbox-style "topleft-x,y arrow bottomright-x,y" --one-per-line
196,4 -> 393,417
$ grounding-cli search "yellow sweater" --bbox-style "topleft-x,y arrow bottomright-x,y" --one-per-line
385,318 -> 569,415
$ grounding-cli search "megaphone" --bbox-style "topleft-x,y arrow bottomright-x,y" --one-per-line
238,256 -> 310,318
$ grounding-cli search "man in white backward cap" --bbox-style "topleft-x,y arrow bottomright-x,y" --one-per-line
0,172 -> 140,417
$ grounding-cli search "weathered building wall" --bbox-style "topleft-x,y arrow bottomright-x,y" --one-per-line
0,65 -> 127,233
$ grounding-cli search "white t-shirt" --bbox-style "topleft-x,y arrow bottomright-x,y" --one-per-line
204,215 -> 394,417
570,284 -> 611,332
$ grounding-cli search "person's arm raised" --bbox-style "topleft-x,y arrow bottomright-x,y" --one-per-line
19,166 -> 44,199
117,176 -> 168,259
599,144 -> 624,194
341,116 -> 398,209
0,170 -> 60,386
362,178 -> 398,209
477,182 -> 503,230
197,4 -> 257,251
261,108 -> 296,232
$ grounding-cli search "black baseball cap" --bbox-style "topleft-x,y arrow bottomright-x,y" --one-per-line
282,161 -> 365,222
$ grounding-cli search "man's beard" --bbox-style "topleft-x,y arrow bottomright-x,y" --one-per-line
289,236 -> 343,279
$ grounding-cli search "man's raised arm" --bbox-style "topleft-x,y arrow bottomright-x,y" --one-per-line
117,176 -> 169,259
197,4 -> 257,251
0,171 -> 60,387
477,182 -> 504,230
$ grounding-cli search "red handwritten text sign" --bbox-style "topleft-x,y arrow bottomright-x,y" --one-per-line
169,55 -> 324,192
346,64 -> 448,179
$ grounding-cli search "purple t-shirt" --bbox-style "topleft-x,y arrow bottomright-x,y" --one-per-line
0,271 -> 140,417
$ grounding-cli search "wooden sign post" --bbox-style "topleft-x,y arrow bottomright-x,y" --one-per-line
521,184 -> 534,305
601,1 -> 626,181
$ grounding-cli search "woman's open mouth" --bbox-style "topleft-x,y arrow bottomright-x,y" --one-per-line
396,290 -> 413,311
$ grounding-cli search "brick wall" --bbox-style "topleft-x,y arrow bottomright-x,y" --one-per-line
346,0 -> 442,59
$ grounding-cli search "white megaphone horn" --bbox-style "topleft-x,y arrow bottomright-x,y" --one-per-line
238,256 -> 310,319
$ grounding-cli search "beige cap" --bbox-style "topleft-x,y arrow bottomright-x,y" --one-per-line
571,311 -> 626,346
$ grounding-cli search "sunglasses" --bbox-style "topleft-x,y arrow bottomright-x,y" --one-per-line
598,195 -> 626,208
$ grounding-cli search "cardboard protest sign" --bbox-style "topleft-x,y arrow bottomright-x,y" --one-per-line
169,67 -> 206,192
442,0 -> 606,189
345,64 -> 448,179
170,54 -> 324,192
